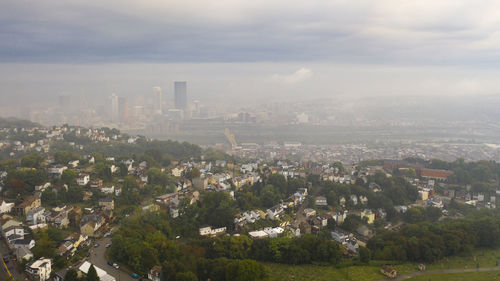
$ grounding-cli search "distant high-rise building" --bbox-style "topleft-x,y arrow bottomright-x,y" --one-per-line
58,95 -> 71,109
153,86 -> 163,114
110,93 -> 119,123
174,81 -> 187,111
118,97 -> 129,123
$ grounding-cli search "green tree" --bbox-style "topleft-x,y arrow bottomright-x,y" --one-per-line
61,169 -> 79,185
86,265 -> 100,281
359,247 -> 371,263
21,153 -> 42,168
175,272 -> 198,281
65,269 -> 79,281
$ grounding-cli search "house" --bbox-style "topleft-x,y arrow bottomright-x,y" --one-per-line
2,225 -> 25,240
333,210 -> 348,224
0,199 -> 14,214
14,196 -> 41,216
26,258 -> 52,281
48,165 -> 68,178
267,205 -> 284,220
169,207 -> 179,218
90,179 -> 103,188
368,182 -> 381,192
287,225 -> 301,237
350,195 -> 358,205
303,208 -> 316,218
77,174 -> 90,186
68,160 -> 79,168
356,225 -> 373,237
80,214 -> 105,237
78,261 -> 116,281
13,239 -> 35,249
0,215 -> 22,231
46,206 -> 73,228
339,196 -> 346,207
361,209 -> 375,224
114,187 -> 122,196
345,238 -> 359,254
248,230 -> 269,239
171,167 -> 183,177
156,192 -> 179,205
148,266 -> 162,281
15,246 -> 33,261
380,265 -> 397,278
331,230 -> 351,243
98,198 -> 114,211
100,186 -> 115,194
199,226 -> 227,236
27,206 -> 46,226
315,196 -> 327,206
263,227 -> 284,238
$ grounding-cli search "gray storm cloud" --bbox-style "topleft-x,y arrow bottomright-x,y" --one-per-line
1,0 -> 500,64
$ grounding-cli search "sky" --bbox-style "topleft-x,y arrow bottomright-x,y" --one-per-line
2,0 -> 500,105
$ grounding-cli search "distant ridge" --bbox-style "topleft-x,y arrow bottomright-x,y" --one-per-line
0,117 -> 40,128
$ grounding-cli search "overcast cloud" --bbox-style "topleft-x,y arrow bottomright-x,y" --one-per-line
1,0 -> 500,108
2,0 -> 500,64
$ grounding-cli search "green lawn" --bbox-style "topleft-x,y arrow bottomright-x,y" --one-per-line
407,270 -> 500,281
264,248 -> 500,281
393,248 -> 500,273
265,263 -> 386,281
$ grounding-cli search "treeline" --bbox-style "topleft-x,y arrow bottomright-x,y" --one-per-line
109,211 -> 267,281
367,211 -> 500,263
236,174 -> 306,210
50,138 -> 203,161
202,234 -> 342,265
0,116 -> 40,128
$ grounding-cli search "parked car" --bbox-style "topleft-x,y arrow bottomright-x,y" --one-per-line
113,263 -> 119,269
131,273 -> 139,279
106,243 -> 111,248
94,243 -> 99,247
107,261 -> 113,266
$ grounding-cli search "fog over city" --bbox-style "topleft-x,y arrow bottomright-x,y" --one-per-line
5,2 -> 500,281
2,0 -> 500,146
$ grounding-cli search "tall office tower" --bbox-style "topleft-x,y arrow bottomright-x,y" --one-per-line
153,86 -> 163,114
110,93 -> 119,123
174,81 -> 187,111
118,97 -> 129,123
58,95 -> 71,109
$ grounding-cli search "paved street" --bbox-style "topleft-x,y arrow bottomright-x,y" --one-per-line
0,239 -> 26,281
88,237 -> 137,281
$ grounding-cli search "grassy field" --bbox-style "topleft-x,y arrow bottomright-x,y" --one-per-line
265,263 -> 386,281
264,248 -> 500,281
407,270 -> 500,281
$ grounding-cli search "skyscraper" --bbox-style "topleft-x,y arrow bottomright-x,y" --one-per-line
110,93 -> 119,123
153,86 -> 162,114
118,97 -> 129,123
174,81 -> 187,111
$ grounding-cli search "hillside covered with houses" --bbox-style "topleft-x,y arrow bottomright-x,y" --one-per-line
2,122 -> 500,280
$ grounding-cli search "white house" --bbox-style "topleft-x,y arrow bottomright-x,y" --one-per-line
199,226 -> 227,236
0,199 -> 14,214
100,186 -> 115,194
26,207 -> 46,226
26,258 -> 52,281
77,174 -> 90,186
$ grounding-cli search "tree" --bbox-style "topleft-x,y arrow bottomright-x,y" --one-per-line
21,153 -> 42,168
175,272 -> 198,281
86,265 -> 100,281
61,169 -> 78,185
359,247 -> 371,263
